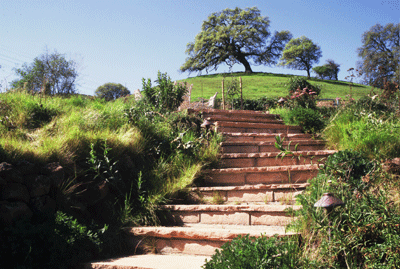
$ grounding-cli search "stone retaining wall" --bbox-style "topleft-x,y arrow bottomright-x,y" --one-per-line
0,162 -> 64,226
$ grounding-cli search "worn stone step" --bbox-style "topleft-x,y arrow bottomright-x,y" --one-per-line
215,121 -> 303,134
203,114 -> 283,125
221,140 -> 326,153
127,224 -> 296,256
158,204 -> 300,227
222,132 -> 312,142
193,183 -> 309,204
219,150 -> 335,168
196,108 -> 280,120
84,254 -> 210,269
204,164 -> 320,186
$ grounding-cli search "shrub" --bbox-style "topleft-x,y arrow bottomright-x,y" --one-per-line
0,211 -> 105,269
292,150 -> 400,268
142,71 -> 189,112
286,76 -> 322,109
287,107 -> 325,133
203,234 -> 302,269
231,97 -> 279,111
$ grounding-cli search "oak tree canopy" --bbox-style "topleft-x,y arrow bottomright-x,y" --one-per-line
180,7 -> 292,74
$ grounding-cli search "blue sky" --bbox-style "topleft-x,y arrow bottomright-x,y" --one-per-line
0,0 -> 399,95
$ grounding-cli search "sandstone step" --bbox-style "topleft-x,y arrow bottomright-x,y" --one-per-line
196,108 -> 280,120
222,132 -> 312,142
204,164 -> 320,186
220,140 -> 326,153
84,254 -> 210,269
203,114 -> 283,125
215,121 -> 303,134
218,150 -> 335,168
158,204 -> 299,227
127,224 -> 296,256
193,183 -> 309,204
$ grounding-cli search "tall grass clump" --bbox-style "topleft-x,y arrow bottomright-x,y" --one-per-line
324,95 -> 400,159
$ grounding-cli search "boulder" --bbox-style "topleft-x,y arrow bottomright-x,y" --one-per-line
0,201 -> 33,225
41,162 -> 65,187
0,162 -> 23,183
25,175 -> 51,198
30,195 -> 56,215
0,182 -> 30,203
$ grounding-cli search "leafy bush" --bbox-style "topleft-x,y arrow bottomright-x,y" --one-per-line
0,211 -> 106,269
287,107 -> 325,133
291,150 -> 400,268
203,234 -> 301,269
142,71 -> 189,112
231,97 -> 279,111
286,76 -> 322,109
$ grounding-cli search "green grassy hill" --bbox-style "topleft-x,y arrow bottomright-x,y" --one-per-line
180,72 -> 374,101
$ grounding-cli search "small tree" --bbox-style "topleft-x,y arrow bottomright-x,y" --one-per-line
12,50 -> 78,95
313,59 -> 340,80
180,7 -> 292,74
95,83 -> 130,101
279,36 -> 322,78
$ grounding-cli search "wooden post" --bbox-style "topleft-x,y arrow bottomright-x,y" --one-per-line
240,77 -> 243,110
222,78 -> 225,110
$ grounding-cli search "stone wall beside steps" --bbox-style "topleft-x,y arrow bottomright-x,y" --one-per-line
0,161 -> 65,226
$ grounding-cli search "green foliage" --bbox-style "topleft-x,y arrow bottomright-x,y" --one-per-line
287,107 -> 325,133
324,96 -> 400,159
286,76 -> 321,109
203,234 -> 302,269
313,59 -> 340,80
27,103 -> 58,129
232,96 -> 279,111
0,212 -> 106,269
11,50 -> 78,95
142,71 -> 189,112
291,150 -> 400,268
357,23 -> 400,87
181,72 -> 372,102
280,36 -> 323,78
180,7 -> 292,74
95,82 -> 130,101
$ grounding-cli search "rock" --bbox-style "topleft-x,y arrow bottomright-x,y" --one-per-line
208,92 -> 218,108
30,195 -> 56,215
0,201 -> 33,225
80,181 -> 110,206
25,175 -> 51,198
134,89 -> 142,101
0,162 -> 23,183
0,182 -> 30,203
41,162 -> 65,187
16,160 -> 38,175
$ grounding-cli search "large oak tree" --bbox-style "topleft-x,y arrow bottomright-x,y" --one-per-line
357,23 -> 399,87
180,7 -> 292,74
279,36 -> 322,78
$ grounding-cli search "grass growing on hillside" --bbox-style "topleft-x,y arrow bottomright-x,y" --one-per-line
180,72 -> 374,102
0,87 -> 222,268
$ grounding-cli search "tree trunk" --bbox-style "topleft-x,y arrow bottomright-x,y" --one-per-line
237,55 -> 253,73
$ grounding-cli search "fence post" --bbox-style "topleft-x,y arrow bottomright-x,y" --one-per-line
240,77 -> 243,110
222,78 -> 225,110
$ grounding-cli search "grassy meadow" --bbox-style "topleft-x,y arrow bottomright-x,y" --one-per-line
180,72 -> 374,101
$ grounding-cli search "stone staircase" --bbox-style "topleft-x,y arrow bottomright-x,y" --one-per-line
85,109 -> 335,269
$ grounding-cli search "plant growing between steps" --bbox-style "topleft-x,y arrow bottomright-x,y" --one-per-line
274,135 -> 300,160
